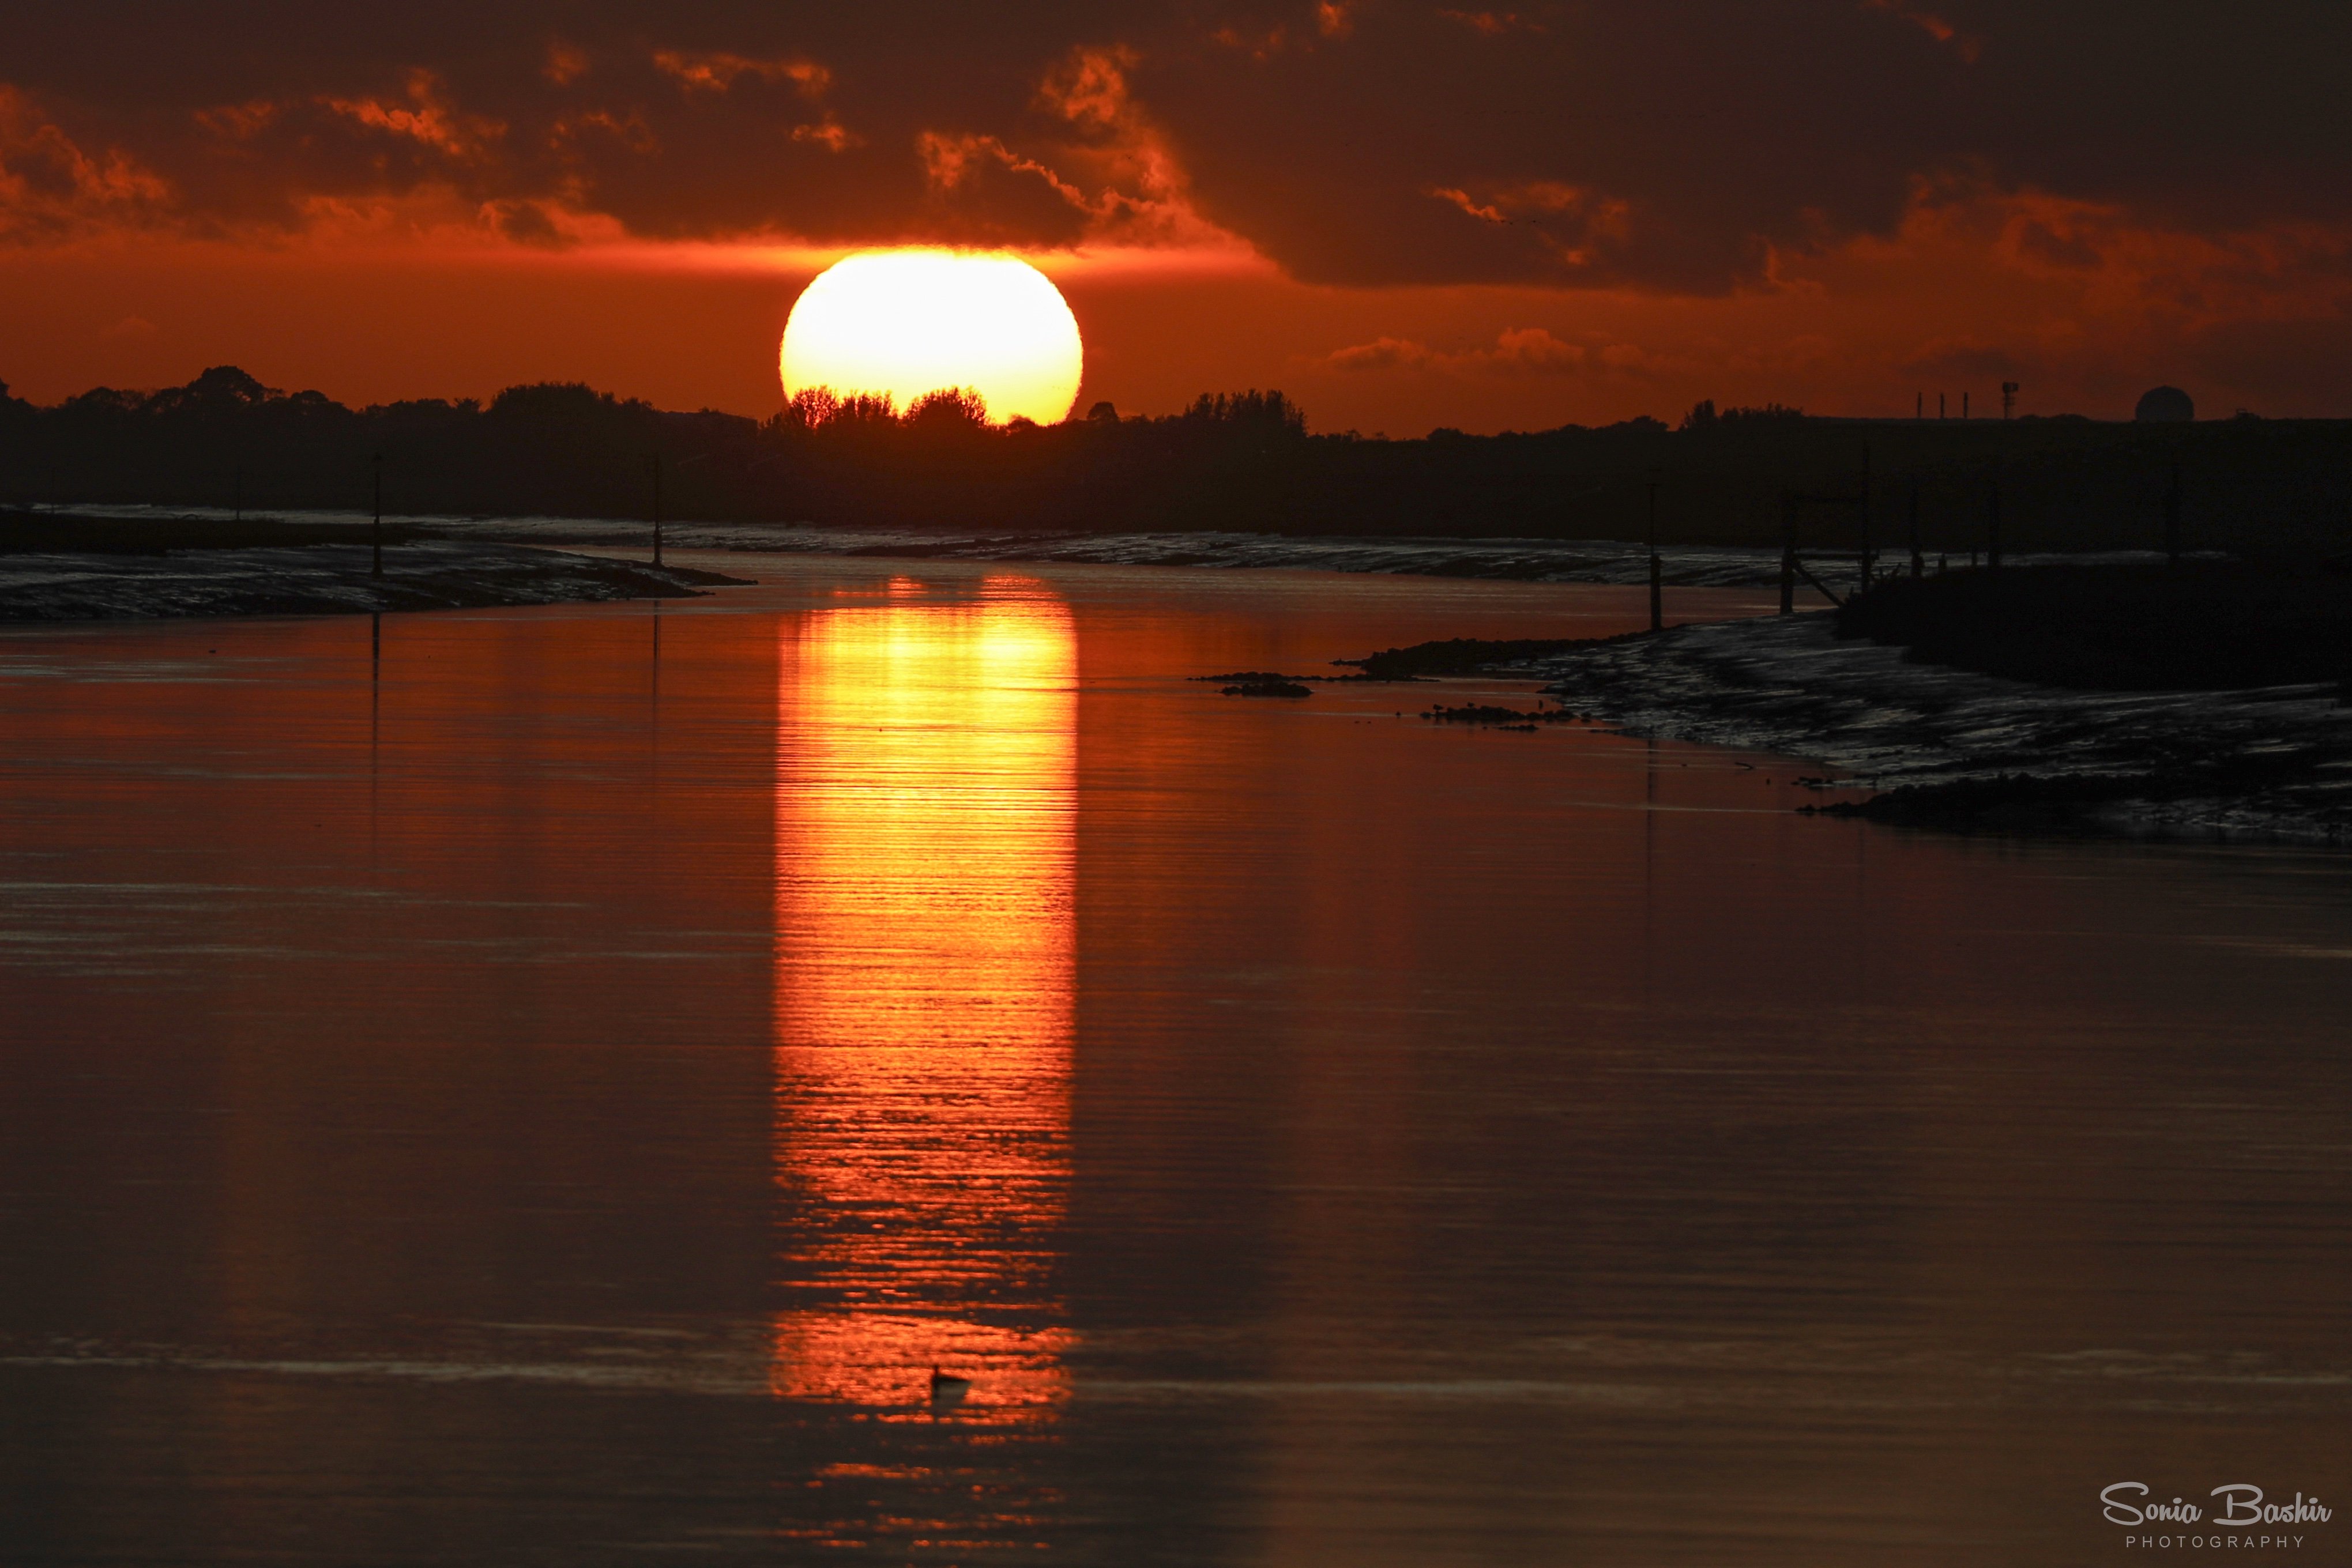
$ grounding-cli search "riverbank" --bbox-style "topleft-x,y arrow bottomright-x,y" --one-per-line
25,506 -> 2201,592
0,512 -> 741,621
1512,612 -> 2351,842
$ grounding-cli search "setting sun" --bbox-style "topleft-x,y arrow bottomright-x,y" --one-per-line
779,250 -> 1084,425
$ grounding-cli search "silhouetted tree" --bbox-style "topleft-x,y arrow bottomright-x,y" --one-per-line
1181,389 -> 1305,438
7,366 -> 2347,562
905,387 -> 989,429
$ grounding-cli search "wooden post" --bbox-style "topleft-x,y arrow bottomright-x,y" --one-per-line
1857,444 -> 1872,593
1985,479 -> 2002,573
1646,472 -> 1662,632
1779,493 -> 1797,615
370,452 -> 383,579
1907,483 -> 1924,578
652,452 -> 664,568
2164,462 -> 2182,568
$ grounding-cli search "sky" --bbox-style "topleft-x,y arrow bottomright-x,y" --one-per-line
2,1 -> 2346,434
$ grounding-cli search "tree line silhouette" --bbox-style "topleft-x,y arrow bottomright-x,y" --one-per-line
3,366 -> 2347,559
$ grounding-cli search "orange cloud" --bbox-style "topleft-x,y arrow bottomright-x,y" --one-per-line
0,86 -> 171,242
1,9 -> 2345,426
1325,326 -> 1616,378
652,50 -> 830,97
1326,335 -> 1432,371
1437,10 -> 1542,36
1038,44 -> 1138,131
1428,179 -> 1629,268
1032,46 -> 1243,252
1856,179 -> 2352,337
322,70 -> 503,160
1210,3 -> 1358,59
551,108 -> 658,157
543,42 -> 591,86
1432,187 -> 1508,224
791,118 -> 862,153
1490,325 -> 1590,372
919,131 -> 1070,200
194,100 -> 277,141
1861,0 -> 1982,62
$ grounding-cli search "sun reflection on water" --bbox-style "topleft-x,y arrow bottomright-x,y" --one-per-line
770,579 -> 1077,1422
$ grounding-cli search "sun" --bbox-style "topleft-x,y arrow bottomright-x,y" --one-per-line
779,250 -> 1084,425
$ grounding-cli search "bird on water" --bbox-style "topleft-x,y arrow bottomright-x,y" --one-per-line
929,1366 -> 972,1409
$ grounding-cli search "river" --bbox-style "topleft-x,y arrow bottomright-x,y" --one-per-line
1,555 -> 2345,1565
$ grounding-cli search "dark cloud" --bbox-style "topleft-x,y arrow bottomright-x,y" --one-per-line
2,1 -> 2346,292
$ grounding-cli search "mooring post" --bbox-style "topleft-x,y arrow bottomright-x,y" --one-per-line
1779,493 -> 1797,615
2164,462 -> 2182,568
1646,469 -> 1662,632
1985,478 -> 2003,573
370,452 -> 383,579
1907,482 -> 1924,578
1857,444 -> 1872,593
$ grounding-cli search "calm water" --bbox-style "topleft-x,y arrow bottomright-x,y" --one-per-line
1,557 -> 2347,1566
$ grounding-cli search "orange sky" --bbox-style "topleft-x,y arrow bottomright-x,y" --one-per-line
3,5 -> 2346,432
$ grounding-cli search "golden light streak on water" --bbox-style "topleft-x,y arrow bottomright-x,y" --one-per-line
769,577 -> 1077,1421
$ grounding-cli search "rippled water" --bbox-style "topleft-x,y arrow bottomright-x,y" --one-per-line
1,556 -> 2347,1566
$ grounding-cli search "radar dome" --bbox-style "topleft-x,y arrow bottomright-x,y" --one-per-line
2134,386 -> 2194,423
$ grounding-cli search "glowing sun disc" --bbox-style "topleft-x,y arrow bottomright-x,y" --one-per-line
780,250 -> 1084,425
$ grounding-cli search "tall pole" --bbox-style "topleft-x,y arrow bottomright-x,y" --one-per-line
652,452 -> 664,568
370,612 -> 381,862
370,452 -> 383,579
1779,493 -> 1797,615
1857,443 -> 1871,593
1907,483 -> 1923,578
1646,471 -> 1662,632
1985,478 -> 2003,573
2164,462 -> 2182,568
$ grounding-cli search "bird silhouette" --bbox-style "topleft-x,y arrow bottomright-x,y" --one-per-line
928,1366 -> 972,1411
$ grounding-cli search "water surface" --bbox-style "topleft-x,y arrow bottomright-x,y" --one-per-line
1,557 -> 2346,1565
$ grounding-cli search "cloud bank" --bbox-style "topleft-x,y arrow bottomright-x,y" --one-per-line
1,2 -> 2343,286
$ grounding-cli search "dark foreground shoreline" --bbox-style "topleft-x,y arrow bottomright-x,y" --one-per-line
0,510 -> 743,622
1526,621 -> 2352,843
1356,566 -> 2352,845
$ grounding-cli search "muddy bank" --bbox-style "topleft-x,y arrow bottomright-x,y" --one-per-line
1516,613 -> 2352,843
37,506 -> 2208,591
1837,563 -> 2352,692
0,519 -> 744,621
